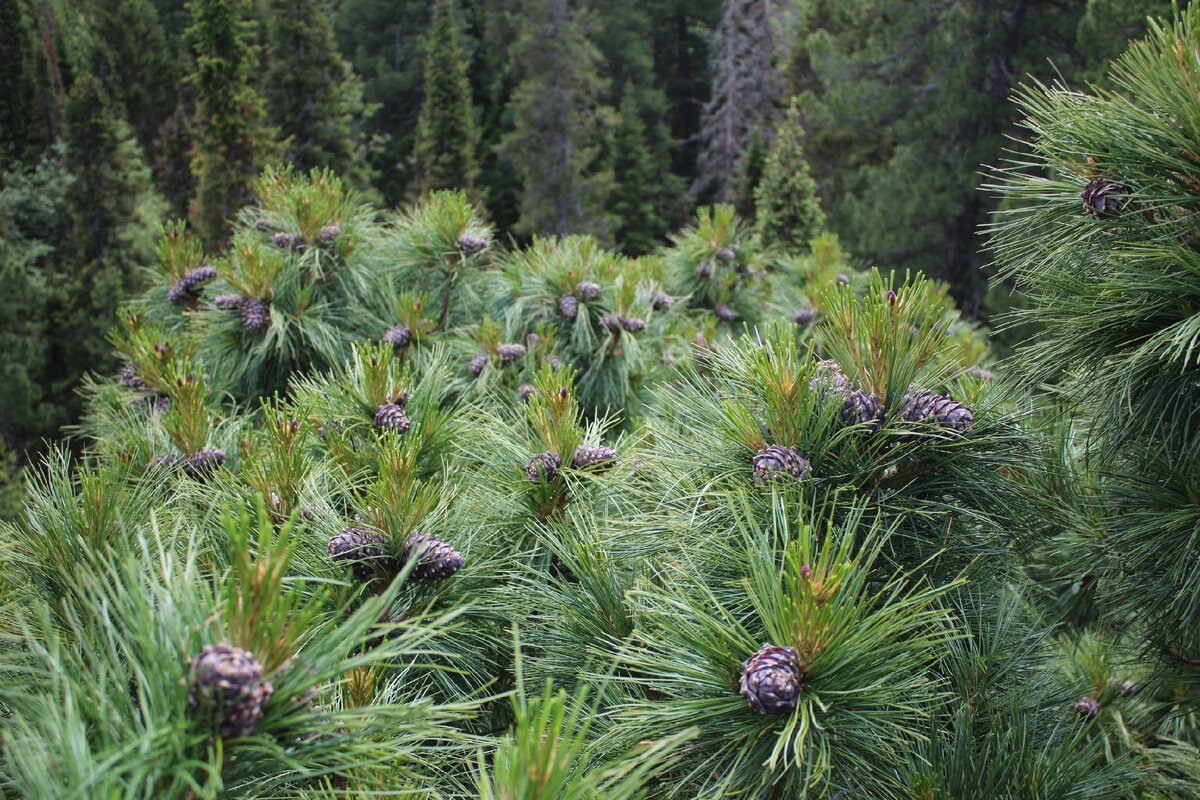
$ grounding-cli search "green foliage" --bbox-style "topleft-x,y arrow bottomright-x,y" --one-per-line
413,0 -> 478,196
263,0 -> 373,189
499,0 -> 616,241
989,0 -> 1200,719
754,101 -> 826,255
186,0 -> 270,244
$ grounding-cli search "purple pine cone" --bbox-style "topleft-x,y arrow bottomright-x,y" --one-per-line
740,644 -> 802,715
576,281 -> 601,302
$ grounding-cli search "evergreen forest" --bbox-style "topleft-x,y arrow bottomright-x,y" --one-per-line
2,0 -> 1200,797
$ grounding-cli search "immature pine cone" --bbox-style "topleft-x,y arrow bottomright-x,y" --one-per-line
751,445 -> 811,485
620,316 -> 646,333
1075,696 -> 1100,719
120,364 -> 150,391
836,273 -> 850,286
213,293 -> 245,311
792,307 -> 817,327
374,402 -> 411,434
966,365 -> 995,382
842,389 -> 885,428
457,235 -> 487,255
740,644 -> 802,715
576,281 -> 601,302
318,224 -> 342,243
272,232 -> 300,250
525,451 -> 561,483
328,527 -> 394,580
696,262 -> 713,279
715,246 -> 735,262
382,324 -> 412,350
809,360 -> 852,397
518,384 -> 538,404
652,291 -> 674,311
496,343 -> 527,364
241,298 -> 270,331
559,294 -> 579,319
187,644 -> 274,738
714,304 -> 736,322
1081,178 -> 1128,219
572,444 -> 618,472
149,452 -> 182,470
183,448 -> 226,478
167,265 -> 217,303
402,532 -> 466,580
901,391 -> 974,434
468,353 -> 489,377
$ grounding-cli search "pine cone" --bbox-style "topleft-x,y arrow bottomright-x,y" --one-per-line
183,448 -> 225,478
652,291 -> 674,311
620,316 -> 646,333
836,273 -> 850,286
1074,695 -> 1100,719
792,307 -> 816,327
751,444 -> 811,485
809,360 -> 851,398
842,390 -> 884,428
272,232 -> 300,250
241,298 -> 270,331
213,293 -> 245,311
715,246 -> 735,262
402,532 -> 465,580
374,403 -> 411,434
496,343 -> 527,364
382,324 -> 412,350
1081,178 -> 1128,219
740,644 -> 802,715
697,262 -> 712,279
518,384 -> 538,404
576,281 -> 601,302
120,364 -> 150,391
318,224 -> 342,243
599,314 -> 622,334
167,265 -> 217,303
525,451 -> 561,482
966,365 -> 995,382
559,294 -> 579,319
457,234 -> 487,255
714,304 -> 736,322
187,644 -> 274,738
149,452 -> 182,470
901,391 -> 974,434
468,353 -> 489,377
572,444 -> 618,472
328,527 -> 394,580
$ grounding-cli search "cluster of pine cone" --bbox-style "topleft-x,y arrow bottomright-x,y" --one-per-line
327,527 -> 466,582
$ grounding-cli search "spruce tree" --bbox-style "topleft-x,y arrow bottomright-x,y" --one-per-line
608,95 -> 682,256
499,0 -> 616,241
263,0 -> 371,187
56,73 -> 163,418
412,0 -> 478,196
0,0 -> 34,167
754,100 -> 825,254
185,0 -> 269,244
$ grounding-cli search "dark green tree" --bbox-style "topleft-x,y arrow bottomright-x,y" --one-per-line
0,0 -> 35,167
263,0 -> 371,187
754,100 -> 825,254
412,0 -> 478,196
607,95 -> 682,255
499,0 -> 615,240
55,74 -> 163,412
185,0 -> 269,244
79,0 -> 177,154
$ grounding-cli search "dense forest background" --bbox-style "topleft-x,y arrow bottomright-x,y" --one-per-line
0,0 -> 1175,506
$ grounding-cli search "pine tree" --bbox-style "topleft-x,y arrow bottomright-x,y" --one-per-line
263,0 -> 371,187
0,0 -> 34,167
412,0 -> 478,196
56,73 -> 163,419
754,100 -> 825,254
186,0 -> 269,244
499,0 -> 616,241
608,95 -> 676,256
692,0 -> 780,202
